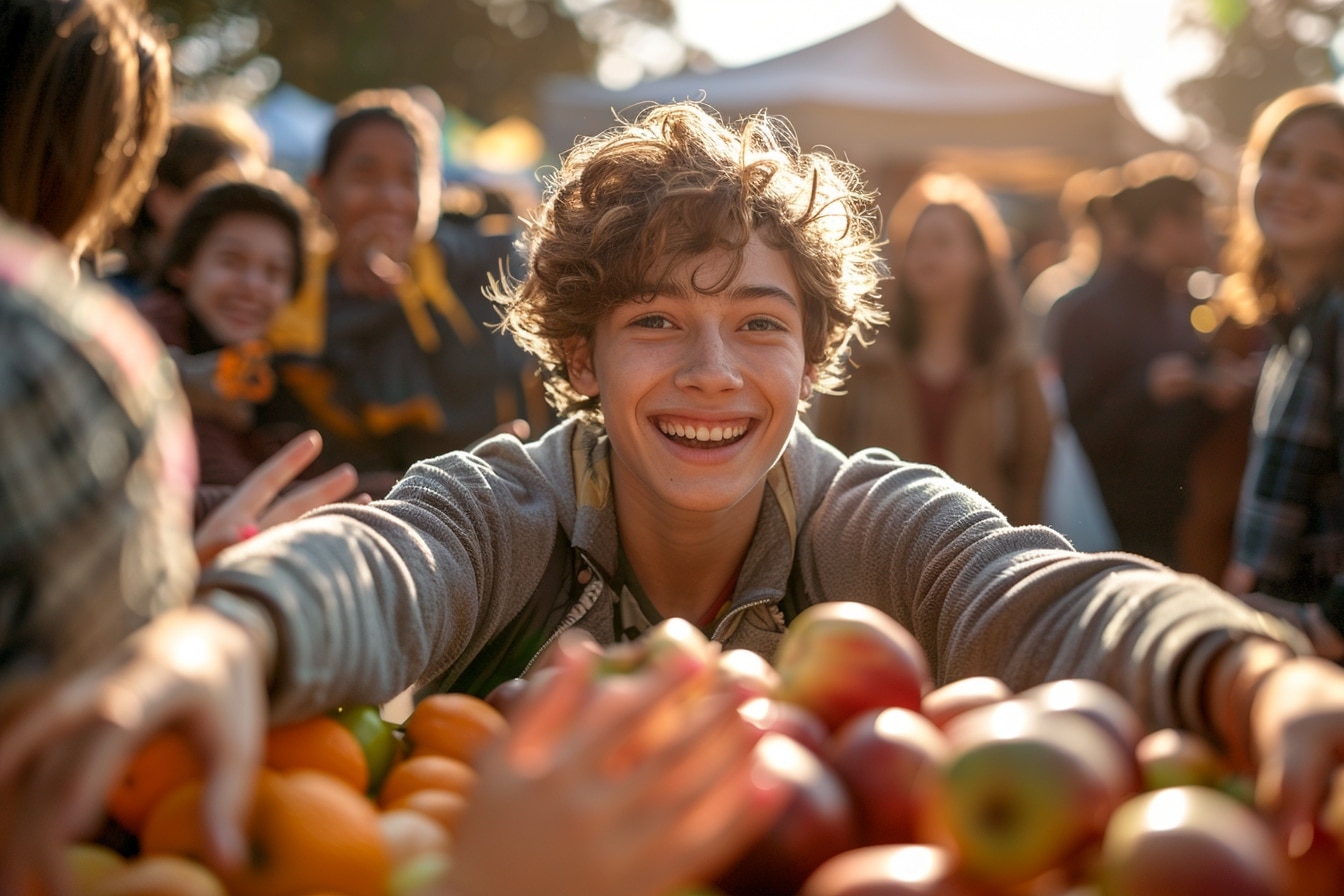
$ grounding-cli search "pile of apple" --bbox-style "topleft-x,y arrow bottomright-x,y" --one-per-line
70,693 -> 503,896
488,602 -> 1344,896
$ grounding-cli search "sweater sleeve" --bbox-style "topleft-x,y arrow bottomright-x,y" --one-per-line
197,434 -> 563,722
801,451 -> 1310,735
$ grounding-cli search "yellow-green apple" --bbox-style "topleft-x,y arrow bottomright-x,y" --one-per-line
89,856 -> 227,896
378,808 -> 453,867
920,677 -> 1012,730
600,617 -> 716,678
717,734 -> 859,896
716,648 -> 781,700
387,853 -> 452,896
942,700 -> 1133,887
62,844 -> 127,895
332,703 -> 403,793
773,602 -> 930,732
799,845 -> 989,895
1132,728 -> 1227,792
1098,786 -> 1285,896
737,697 -> 831,756
827,707 -> 950,846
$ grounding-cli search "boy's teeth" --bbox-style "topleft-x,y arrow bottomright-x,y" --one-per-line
659,421 -> 746,442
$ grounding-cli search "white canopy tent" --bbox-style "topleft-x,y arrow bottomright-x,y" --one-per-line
539,6 -> 1167,195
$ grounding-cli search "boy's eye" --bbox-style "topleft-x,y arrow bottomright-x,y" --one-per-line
633,314 -> 671,329
743,317 -> 784,332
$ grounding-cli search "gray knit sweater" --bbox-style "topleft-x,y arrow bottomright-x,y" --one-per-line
200,417 -> 1306,734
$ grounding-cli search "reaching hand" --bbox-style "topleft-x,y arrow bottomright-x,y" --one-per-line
445,633 -> 789,896
1251,656 -> 1344,857
0,606 -> 269,895
195,430 -> 364,566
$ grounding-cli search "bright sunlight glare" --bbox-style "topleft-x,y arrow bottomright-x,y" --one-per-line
672,0 -> 1221,145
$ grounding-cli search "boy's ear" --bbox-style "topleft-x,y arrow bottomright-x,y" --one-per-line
799,364 -> 816,401
566,337 -> 600,398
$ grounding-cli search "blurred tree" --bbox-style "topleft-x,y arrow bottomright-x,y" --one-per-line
147,0 -> 688,122
1173,0 -> 1344,146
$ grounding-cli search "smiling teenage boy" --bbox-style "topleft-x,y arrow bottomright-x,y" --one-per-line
11,102 -> 1344,866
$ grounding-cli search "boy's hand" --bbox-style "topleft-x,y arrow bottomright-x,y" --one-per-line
0,605 -> 269,895
1251,656 -> 1344,856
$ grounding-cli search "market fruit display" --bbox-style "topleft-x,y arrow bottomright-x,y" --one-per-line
74,603 -> 1344,895
81,695 -> 497,896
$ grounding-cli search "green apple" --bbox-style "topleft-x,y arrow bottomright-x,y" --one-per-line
332,703 -> 402,793
1133,728 -> 1227,792
943,700 -> 1133,887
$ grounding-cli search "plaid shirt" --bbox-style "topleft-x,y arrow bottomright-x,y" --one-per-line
0,216 -> 198,680
1234,285 -> 1344,626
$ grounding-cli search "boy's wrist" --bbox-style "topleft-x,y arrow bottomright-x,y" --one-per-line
1203,636 -> 1295,770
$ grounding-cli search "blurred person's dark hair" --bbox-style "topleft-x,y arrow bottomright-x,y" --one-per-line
317,88 -> 443,241
117,106 -> 271,280
1218,84 -> 1344,326
153,179 -> 306,301
887,170 -> 1020,366
0,0 -> 171,254
1109,152 -> 1207,241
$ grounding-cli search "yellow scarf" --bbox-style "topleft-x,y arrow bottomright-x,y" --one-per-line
268,242 -> 481,357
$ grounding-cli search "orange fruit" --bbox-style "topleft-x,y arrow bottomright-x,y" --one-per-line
378,755 -> 475,808
403,694 -> 507,766
264,716 -> 369,794
106,730 -> 204,834
385,788 -> 469,836
141,769 -> 390,896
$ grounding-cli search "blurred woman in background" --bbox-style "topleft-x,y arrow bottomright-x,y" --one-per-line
1220,85 -> 1344,659
813,170 -> 1052,524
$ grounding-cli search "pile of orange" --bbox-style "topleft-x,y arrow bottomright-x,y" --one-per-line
74,693 -> 508,896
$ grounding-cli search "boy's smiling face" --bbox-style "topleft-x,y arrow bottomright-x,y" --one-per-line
567,233 -> 813,519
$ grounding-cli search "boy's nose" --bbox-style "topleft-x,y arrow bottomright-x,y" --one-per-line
675,327 -> 744,391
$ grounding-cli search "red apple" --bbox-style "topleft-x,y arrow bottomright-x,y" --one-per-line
1098,786 -> 1285,896
1015,678 -> 1143,793
799,845 -> 988,895
1015,679 -> 1144,755
1133,728 -> 1227,792
483,676 -> 532,721
827,707 -> 950,846
738,697 -> 831,757
942,700 -> 1133,887
920,677 -> 1012,730
717,734 -> 860,896
774,602 -> 931,732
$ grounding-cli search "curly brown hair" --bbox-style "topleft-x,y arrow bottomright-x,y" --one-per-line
495,101 -> 887,422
